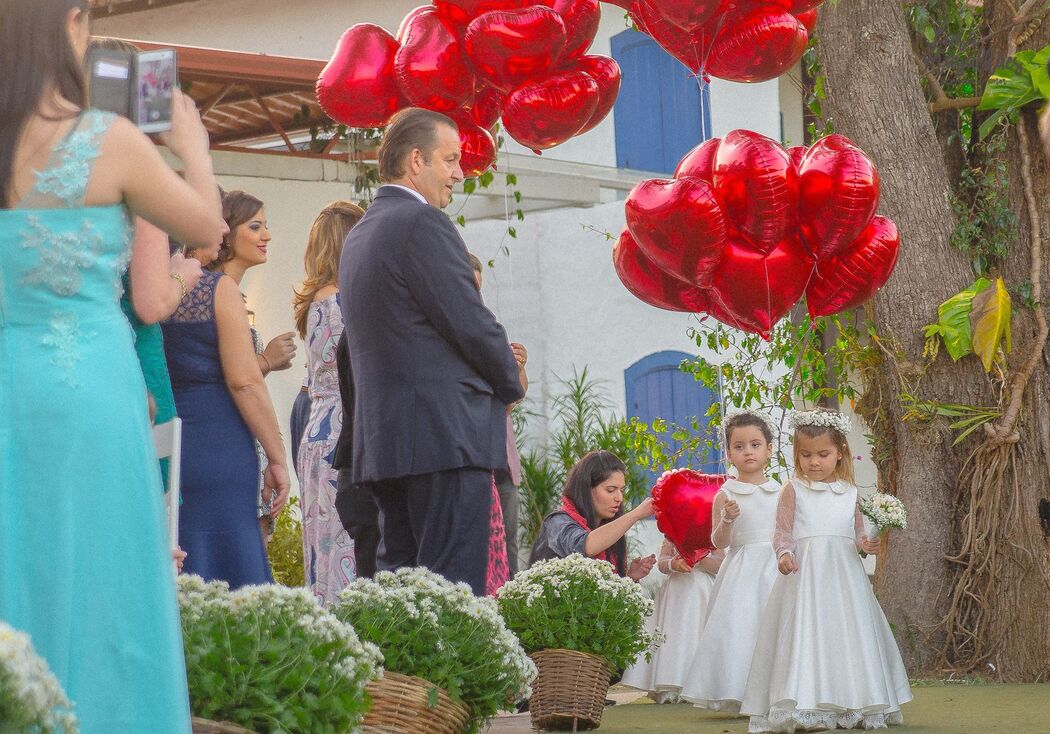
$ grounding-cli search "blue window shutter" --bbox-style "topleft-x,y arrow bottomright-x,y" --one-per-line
625,351 -> 722,486
611,29 -> 713,174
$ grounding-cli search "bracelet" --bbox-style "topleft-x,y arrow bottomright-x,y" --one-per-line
169,272 -> 188,300
261,354 -> 272,374
721,515 -> 736,524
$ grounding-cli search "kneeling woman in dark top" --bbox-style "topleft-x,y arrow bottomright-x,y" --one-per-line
529,450 -> 656,582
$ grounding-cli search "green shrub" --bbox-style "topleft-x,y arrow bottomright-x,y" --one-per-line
268,496 -> 305,587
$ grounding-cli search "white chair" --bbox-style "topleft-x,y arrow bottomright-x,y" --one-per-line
152,417 -> 183,572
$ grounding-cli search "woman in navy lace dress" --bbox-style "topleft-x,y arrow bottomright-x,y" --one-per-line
162,245 -> 290,587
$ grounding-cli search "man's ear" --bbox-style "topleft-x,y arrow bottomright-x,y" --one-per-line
407,148 -> 424,175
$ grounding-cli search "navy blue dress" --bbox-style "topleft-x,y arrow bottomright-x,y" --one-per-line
162,270 -> 272,588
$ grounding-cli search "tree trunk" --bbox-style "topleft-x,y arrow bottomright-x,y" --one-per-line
815,0 -> 1050,679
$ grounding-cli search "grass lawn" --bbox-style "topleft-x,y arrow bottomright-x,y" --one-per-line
590,683 -> 1050,733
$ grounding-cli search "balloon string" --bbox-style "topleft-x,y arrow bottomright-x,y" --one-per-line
692,11 -> 728,84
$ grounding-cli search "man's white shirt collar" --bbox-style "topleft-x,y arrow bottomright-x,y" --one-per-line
382,183 -> 428,205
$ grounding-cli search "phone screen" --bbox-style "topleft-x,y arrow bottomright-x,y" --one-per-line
136,50 -> 177,133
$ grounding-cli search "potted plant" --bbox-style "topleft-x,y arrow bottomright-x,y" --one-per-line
0,621 -> 78,733
176,575 -> 381,733
332,568 -> 536,734
497,554 -> 660,731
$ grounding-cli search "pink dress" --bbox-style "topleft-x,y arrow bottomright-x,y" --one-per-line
486,477 -> 510,596
297,294 -> 355,604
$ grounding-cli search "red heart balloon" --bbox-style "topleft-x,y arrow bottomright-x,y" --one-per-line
464,7 -> 567,93
629,0 -> 720,74
466,85 -> 505,129
613,227 -> 713,312
566,54 -> 622,135
706,6 -> 808,83
434,0 -> 529,28
795,8 -> 818,33
674,137 -> 721,182
625,176 -> 727,286
317,24 -> 408,129
655,0 -> 723,33
502,70 -> 599,150
453,116 -> 498,177
708,234 -> 814,337
652,470 -> 727,565
395,8 -> 474,112
712,129 -> 798,256
787,143 -> 807,171
542,0 -> 601,59
805,215 -> 899,317
396,5 -> 433,42
798,133 -> 880,260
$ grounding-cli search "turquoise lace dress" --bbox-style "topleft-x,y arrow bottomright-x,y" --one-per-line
0,110 -> 191,733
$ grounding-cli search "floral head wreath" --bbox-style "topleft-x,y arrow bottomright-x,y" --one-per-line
787,409 -> 852,436
722,409 -> 775,438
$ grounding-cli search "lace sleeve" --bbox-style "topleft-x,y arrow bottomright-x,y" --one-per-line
854,501 -> 869,551
772,482 -> 797,558
710,491 -> 733,549
656,539 -> 679,574
695,548 -> 724,576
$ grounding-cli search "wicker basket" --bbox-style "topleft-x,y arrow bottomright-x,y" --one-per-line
361,671 -> 470,734
191,718 -> 257,734
528,648 -> 612,731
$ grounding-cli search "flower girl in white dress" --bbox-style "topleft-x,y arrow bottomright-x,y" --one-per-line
622,539 -> 723,702
681,412 -> 781,712
742,409 -> 912,731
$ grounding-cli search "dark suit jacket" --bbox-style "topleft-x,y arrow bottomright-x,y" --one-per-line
332,330 -> 353,471
338,185 -> 525,483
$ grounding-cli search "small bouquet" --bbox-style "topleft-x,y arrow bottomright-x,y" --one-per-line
859,492 -> 907,538
177,575 -> 381,733
497,554 -> 661,671
0,621 -> 78,733
332,567 -> 536,733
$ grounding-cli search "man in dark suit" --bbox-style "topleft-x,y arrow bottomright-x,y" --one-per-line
338,107 -> 524,595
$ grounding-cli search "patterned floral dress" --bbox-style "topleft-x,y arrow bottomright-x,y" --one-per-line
297,294 -> 356,604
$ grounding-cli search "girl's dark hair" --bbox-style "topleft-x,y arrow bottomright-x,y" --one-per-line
208,190 -> 264,270
724,412 -> 774,445
1,0 -> 91,208
563,450 -> 629,575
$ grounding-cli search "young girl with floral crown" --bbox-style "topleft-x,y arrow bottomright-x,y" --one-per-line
681,411 -> 781,712
742,409 -> 912,732
622,537 -> 724,702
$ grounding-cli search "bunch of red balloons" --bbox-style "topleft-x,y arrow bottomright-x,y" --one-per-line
316,0 -> 622,176
618,0 -> 823,83
614,130 -> 900,337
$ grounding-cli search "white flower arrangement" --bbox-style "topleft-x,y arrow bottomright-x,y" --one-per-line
176,575 -> 381,733
333,567 -> 536,733
723,408 -> 775,435
497,554 -> 661,672
787,408 -> 853,436
0,621 -> 77,733
859,492 -> 908,535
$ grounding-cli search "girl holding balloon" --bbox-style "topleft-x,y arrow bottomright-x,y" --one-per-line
680,411 -> 781,713
621,537 -> 723,702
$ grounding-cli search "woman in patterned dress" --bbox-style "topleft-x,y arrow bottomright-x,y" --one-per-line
293,201 -> 365,604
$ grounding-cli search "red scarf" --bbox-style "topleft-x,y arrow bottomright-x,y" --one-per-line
561,497 -> 623,572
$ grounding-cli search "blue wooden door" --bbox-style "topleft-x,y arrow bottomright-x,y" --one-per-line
611,29 -> 712,174
625,351 -> 722,486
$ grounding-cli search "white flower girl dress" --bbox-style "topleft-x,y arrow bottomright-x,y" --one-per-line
623,539 -> 721,702
681,478 -> 782,711
741,478 -> 912,731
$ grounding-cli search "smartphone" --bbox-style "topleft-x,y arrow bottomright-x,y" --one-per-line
87,47 -> 177,133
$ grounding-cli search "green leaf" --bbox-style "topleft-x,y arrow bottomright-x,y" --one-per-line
929,278 -> 990,360
969,276 -> 1012,371
462,179 -> 477,194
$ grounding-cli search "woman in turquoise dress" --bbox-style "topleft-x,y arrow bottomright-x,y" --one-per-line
0,2 -> 229,731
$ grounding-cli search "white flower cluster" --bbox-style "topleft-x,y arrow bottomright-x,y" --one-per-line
723,408 -> 775,436
176,574 -> 383,686
787,409 -> 852,436
859,492 -> 908,533
499,554 -> 652,614
335,567 -> 536,702
0,621 -> 78,733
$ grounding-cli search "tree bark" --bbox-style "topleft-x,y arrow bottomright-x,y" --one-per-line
816,0 -> 1050,679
